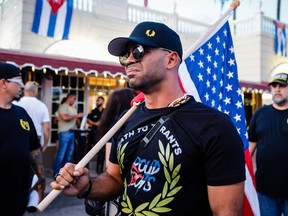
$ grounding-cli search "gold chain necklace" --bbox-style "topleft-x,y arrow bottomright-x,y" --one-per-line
168,94 -> 190,107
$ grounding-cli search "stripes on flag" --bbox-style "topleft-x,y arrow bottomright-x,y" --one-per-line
32,0 -> 73,40
178,20 -> 260,216
274,20 -> 287,57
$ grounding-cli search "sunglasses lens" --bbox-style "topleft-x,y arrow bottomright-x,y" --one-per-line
119,45 -> 145,66
132,45 -> 144,61
119,55 -> 128,66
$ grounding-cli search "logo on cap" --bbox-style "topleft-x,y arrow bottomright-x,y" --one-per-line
146,29 -> 155,37
274,73 -> 287,80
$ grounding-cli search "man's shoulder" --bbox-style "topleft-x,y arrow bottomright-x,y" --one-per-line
59,103 -> 69,108
254,104 -> 272,114
12,103 -> 26,112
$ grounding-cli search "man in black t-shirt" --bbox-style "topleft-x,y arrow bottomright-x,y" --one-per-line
87,96 -> 105,173
0,62 -> 44,215
87,96 -> 105,149
52,22 -> 245,215
249,72 -> 288,216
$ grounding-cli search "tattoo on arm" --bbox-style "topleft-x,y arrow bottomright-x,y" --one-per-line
30,149 -> 45,199
30,149 -> 45,181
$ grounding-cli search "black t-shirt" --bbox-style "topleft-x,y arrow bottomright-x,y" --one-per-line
0,104 -> 40,215
110,97 -> 245,215
87,107 -> 103,129
248,105 -> 288,198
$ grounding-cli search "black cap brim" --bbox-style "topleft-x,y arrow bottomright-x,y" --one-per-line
108,37 -> 159,56
268,80 -> 288,86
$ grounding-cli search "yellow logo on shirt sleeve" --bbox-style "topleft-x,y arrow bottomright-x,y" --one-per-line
20,119 -> 30,131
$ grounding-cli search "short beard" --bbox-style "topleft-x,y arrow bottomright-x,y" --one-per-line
128,75 -> 163,94
273,97 -> 288,106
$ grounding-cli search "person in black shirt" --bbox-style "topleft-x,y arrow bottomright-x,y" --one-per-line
249,72 -> 288,216
87,96 -> 105,173
52,22 -> 245,215
87,96 -> 105,148
0,62 -> 44,215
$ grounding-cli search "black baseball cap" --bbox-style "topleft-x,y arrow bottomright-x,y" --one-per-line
0,62 -> 22,79
108,21 -> 183,61
268,72 -> 288,86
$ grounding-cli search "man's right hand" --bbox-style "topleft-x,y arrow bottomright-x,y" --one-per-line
51,163 -> 90,197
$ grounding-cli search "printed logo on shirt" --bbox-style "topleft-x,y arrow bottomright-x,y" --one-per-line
128,157 -> 160,193
118,140 -> 182,215
20,119 -> 30,131
118,123 -> 183,155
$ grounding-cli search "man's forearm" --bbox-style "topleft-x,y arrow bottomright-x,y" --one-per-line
43,122 -> 50,147
30,149 -> 45,179
30,149 -> 45,199
86,171 -> 123,201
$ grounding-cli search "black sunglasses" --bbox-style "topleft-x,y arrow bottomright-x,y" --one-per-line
119,44 -> 172,66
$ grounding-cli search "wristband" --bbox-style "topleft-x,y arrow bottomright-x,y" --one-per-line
77,179 -> 92,199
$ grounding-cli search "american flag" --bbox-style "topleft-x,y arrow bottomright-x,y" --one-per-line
178,20 -> 260,216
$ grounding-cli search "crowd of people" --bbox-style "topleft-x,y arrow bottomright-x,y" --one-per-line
1,21 -> 288,216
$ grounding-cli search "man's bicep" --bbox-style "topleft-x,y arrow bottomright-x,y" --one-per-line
208,182 -> 244,216
106,162 -> 123,186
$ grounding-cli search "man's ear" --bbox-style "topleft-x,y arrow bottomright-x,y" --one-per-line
0,79 -> 8,89
167,52 -> 180,69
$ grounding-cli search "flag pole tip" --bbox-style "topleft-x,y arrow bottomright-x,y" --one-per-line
231,0 -> 240,10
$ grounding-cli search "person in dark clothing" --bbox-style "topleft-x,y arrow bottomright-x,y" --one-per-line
87,96 -> 105,149
87,96 -> 105,173
52,21 -> 245,215
0,62 -> 45,215
249,72 -> 288,216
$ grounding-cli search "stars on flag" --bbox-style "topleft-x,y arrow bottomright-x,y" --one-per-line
184,21 -> 248,149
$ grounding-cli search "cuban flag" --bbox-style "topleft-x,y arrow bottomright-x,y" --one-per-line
32,0 -> 73,40
274,20 -> 287,57
178,20 -> 260,216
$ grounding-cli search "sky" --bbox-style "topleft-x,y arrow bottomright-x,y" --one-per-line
128,0 -> 288,25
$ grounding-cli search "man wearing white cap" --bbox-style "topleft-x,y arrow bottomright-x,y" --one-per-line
249,72 -> 288,215
15,81 -> 51,152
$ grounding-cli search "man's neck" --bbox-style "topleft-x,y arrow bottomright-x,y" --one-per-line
98,106 -> 104,112
273,102 -> 288,110
0,97 -> 12,109
24,91 -> 35,97
144,88 -> 184,109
